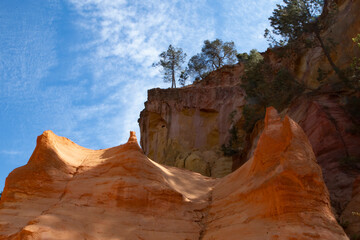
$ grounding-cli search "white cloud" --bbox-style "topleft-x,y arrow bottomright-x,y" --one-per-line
63,0 -> 283,149
63,0 -> 216,148
0,150 -> 22,156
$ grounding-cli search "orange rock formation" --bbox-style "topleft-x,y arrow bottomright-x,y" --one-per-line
0,108 -> 348,239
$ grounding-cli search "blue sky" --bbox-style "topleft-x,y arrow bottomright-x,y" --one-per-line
0,0 -> 282,191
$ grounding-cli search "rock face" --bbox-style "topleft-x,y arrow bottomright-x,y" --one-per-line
204,107 -> 348,240
288,94 -> 360,215
138,2 -> 360,236
139,0 -> 360,176
139,64 -> 245,178
0,109 -> 349,239
340,176 -> 360,237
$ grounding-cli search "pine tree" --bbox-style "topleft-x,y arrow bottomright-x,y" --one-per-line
152,45 -> 186,88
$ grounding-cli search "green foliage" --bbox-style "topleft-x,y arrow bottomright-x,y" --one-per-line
237,49 -> 263,64
178,68 -> 189,87
242,104 -> 266,133
347,34 -> 360,88
265,0 -> 343,80
221,126 -> 242,156
152,45 -> 187,88
187,39 -> 237,80
187,54 -> 209,80
265,0 -> 325,46
202,39 -> 237,70
271,68 -> 305,110
240,49 -> 305,133
221,110 -> 244,157
353,34 -> 360,48
244,49 -> 264,69
241,49 -> 304,112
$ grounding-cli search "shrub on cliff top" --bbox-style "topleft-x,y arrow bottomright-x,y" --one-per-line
187,39 -> 238,81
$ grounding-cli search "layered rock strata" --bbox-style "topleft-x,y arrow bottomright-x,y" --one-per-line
0,108 -> 348,239
340,176 -> 360,237
139,64 -> 245,178
288,94 -> 360,215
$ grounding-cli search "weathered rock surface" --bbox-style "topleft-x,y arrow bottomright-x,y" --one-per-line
203,108 -> 348,240
340,176 -> 360,237
139,64 -> 245,178
0,109 -> 349,239
288,94 -> 360,215
0,131 -> 214,240
139,0 -> 360,174
138,3 -> 360,237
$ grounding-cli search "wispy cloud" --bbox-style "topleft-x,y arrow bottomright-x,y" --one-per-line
221,0 -> 283,53
63,0 -> 283,149
63,0 -> 217,148
0,150 -> 22,156
0,0 -> 287,193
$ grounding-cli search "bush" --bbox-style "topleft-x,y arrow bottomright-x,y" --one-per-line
241,50 -> 304,112
221,111 -> 244,157
221,126 -> 241,156
270,68 -> 305,110
242,104 -> 266,133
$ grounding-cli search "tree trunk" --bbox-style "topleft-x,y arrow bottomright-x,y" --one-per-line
171,64 -> 176,88
315,30 -> 343,79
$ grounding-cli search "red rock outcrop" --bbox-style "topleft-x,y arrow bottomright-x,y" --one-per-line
288,94 -> 360,215
0,109 -> 348,239
340,176 -> 360,237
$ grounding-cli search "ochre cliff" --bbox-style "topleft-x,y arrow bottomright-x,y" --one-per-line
0,109 -> 349,239
139,64 -> 245,178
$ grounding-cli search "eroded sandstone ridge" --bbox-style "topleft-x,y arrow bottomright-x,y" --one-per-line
0,108 -> 348,239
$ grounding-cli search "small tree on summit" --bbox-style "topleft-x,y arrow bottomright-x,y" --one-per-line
201,39 -> 237,70
187,39 -> 238,80
152,45 -> 187,88
187,54 -> 209,80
